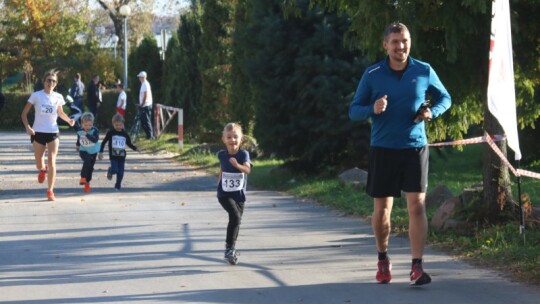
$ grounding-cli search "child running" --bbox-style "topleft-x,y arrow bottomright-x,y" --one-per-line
98,114 -> 137,190
217,123 -> 252,265
76,112 -> 100,193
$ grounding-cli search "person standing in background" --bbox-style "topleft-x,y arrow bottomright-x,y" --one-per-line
87,75 -> 101,119
115,83 -> 127,117
137,71 -> 154,139
70,73 -> 85,110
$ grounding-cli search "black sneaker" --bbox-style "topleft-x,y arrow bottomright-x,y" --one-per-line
224,247 -> 238,265
107,167 -> 113,180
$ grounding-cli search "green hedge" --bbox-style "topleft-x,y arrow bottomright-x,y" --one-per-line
0,92 -> 28,129
0,90 -> 138,131
91,89 -> 138,129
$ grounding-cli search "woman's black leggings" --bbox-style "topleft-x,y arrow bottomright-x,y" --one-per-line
218,197 -> 245,248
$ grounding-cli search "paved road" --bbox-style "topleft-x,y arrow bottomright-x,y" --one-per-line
1,131 -> 539,304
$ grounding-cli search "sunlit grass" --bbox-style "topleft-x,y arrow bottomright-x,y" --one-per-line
144,133 -> 540,285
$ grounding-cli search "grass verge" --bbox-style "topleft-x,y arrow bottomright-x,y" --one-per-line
140,134 -> 540,286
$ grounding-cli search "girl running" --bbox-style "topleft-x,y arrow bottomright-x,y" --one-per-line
216,123 -> 252,264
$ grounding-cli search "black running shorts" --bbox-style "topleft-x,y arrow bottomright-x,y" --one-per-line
366,146 -> 428,198
31,132 -> 59,145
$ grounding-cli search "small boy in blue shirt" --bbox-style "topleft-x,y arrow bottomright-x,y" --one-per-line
76,112 -> 100,193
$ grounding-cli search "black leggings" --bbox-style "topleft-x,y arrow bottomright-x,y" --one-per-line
218,197 -> 245,248
79,151 -> 97,182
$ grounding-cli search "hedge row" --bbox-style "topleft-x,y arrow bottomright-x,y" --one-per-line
0,90 -> 139,131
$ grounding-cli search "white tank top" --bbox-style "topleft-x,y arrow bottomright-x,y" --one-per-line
28,90 -> 65,133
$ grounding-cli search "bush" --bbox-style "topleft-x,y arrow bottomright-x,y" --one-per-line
246,1 -> 371,173
0,90 -> 139,132
91,89 -> 136,129
519,123 -> 540,165
0,92 -> 29,129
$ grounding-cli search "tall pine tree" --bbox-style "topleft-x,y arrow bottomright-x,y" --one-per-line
174,7 -> 203,137
244,0 -> 370,171
198,0 -> 235,141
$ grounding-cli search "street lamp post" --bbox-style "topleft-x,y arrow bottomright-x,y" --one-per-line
119,5 -> 131,89
112,35 -> 119,59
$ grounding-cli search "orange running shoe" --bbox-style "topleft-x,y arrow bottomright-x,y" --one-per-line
79,177 -> 87,185
38,166 -> 48,183
84,183 -> 91,193
376,258 -> 392,284
47,190 -> 55,201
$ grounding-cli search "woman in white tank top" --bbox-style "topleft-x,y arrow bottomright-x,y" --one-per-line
21,70 -> 75,201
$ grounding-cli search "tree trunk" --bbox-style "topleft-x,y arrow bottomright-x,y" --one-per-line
97,0 -> 130,59
482,108 -> 514,222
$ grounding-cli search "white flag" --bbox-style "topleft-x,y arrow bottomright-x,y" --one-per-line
487,0 -> 521,160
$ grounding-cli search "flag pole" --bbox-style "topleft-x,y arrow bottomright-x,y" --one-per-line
488,0 -> 524,238
516,160 -> 526,244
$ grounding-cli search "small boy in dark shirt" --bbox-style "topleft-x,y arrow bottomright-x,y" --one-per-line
98,114 -> 137,190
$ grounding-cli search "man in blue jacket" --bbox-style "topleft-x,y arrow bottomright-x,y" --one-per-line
349,22 -> 451,286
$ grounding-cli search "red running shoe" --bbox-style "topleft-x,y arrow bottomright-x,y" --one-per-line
38,166 -> 47,183
84,183 -> 91,193
376,258 -> 392,284
410,263 -> 432,286
79,177 -> 87,185
47,190 -> 55,201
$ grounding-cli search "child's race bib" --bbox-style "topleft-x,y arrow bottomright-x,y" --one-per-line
221,172 -> 245,192
40,104 -> 55,115
112,135 -> 126,149
79,135 -> 93,147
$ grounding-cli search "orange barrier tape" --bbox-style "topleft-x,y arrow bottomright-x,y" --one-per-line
517,169 -> 540,179
484,131 -> 519,176
428,134 -> 505,147
430,132 -> 540,180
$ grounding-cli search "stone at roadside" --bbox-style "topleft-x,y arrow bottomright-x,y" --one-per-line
431,196 -> 463,231
425,184 -> 453,208
338,167 -> 368,191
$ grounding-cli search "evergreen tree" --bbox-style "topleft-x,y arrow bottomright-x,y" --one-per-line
198,0 -> 235,141
162,32 -> 181,107
128,35 -> 162,103
246,0 -> 370,172
229,0 -> 257,131
175,7 -> 203,137
309,0 -> 540,221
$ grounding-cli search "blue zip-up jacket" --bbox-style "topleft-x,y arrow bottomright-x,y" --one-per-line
76,126 -> 100,154
349,56 -> 451,149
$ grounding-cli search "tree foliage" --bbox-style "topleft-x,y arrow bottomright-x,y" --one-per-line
238,0 -> 370,171
0,0 -> 90,89
95,0 -> 155,59
162,32 -> 181,105
307,0 -> 540,144
307,0 -> 540,221
172,7 -> 203,137
128,35 -> 162,102
197,0 -> 235,141
228,0 -> 256,131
